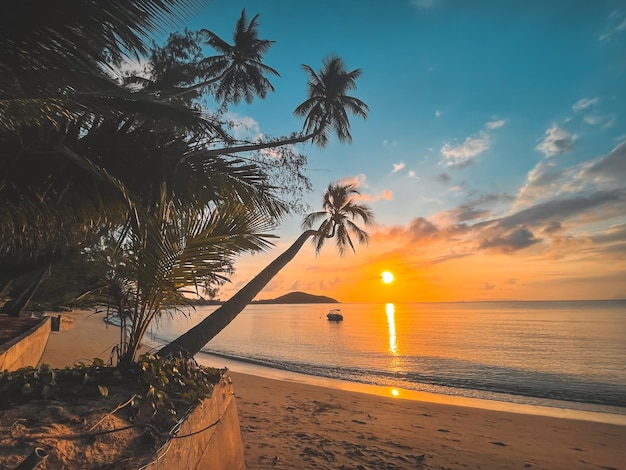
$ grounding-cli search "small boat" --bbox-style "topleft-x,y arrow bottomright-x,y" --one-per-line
326,308 -> 343,322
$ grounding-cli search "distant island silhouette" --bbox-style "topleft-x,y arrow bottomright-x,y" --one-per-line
253,291 -> 339,304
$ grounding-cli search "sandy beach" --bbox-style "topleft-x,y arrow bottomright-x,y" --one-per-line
39,310 -> 626,469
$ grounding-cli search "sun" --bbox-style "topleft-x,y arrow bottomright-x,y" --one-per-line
382,271 -> 394,284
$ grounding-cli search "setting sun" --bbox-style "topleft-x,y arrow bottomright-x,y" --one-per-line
382,271 -> 394,284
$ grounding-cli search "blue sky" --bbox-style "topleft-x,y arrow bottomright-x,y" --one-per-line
172,0 -> 626,302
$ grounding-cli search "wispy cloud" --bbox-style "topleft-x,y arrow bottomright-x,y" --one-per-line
226,112 -> 262,141
392,162 -> 406,173
583,114 -> 615,127
337,173 -> 368,189
439,118 -> 507,168
435,110 -> 443,118
599,13 -> 626,40
337,174 -> 393,203
572,97 -> 599,111
485,119 -> 506,130
357,189 -> 394,203
441,134 -> 490,168
518,141 -> 626,208
480,227 -> 541,253
536,125 -> 577,157
407,170 -> 419,179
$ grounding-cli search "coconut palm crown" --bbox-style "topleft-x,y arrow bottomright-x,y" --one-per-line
303,182 -> 375,255
158,182 -> 375,357
294,56 -> 369,147
200,9 -> 280,104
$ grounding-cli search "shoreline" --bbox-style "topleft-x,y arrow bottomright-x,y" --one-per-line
40,310 -> 626,469
190,351 -> 626,426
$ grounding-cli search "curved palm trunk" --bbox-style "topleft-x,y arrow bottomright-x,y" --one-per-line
158,229 -> 318,357
187,131 -> 316,159
1,267 -> 49,317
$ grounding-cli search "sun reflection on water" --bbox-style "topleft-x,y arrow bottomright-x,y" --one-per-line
386,303 -> 398,356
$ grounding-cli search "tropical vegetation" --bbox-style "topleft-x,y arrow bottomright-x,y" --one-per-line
160,182 -> 374,357
0,1 -> 370,366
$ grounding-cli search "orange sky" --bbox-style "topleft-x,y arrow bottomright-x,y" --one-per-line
217,215 -> 625,303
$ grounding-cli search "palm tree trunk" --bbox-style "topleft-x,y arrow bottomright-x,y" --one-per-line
186,131 -> 316,160
0,267 -> 49,317
158,229 -> 318,357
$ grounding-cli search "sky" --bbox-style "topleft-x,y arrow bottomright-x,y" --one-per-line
175,0 -> 626,303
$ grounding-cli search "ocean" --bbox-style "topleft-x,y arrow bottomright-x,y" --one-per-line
146,300 -> 626,419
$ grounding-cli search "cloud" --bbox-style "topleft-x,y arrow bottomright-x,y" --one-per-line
357,189 -> 393,203
485,119 -> 506,130
583,114 -> 615,127
407,217 -> 439,240
483,282 -> 495,290
572,97 -> 599,111
436,173 -> 451,184
432,193 -> 512,225
585,141 -> 626,181
392,162 -> 406,173
337,173 -> 368,189
480,227 -> 540,252
519,141 -> 626,207
590,224 -> 626,246
536,125 -> 577,157
599,14 -> 626,40
543,221 -> 563,234
440,134 -> 490,168
500,189 -> 626,229
227,113 -> 262,141
407,170 -> 419,179
435,110 -> 443,118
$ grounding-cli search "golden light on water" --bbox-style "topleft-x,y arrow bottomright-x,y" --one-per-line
390,389 -> 399,397
381,271 -> 394,283
386,303 -> 398,356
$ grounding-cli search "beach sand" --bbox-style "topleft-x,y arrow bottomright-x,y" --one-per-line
39,310 -> 626,469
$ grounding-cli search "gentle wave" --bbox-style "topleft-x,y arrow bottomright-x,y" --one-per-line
144,300 -> 626,416
197,347 -> 626,415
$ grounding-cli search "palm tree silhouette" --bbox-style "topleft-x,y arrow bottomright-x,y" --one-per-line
159,182 -> 375,357
295,55 -> 369,147
197,54 -> 369,157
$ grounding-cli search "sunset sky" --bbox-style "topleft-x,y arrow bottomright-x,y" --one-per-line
182,0 -> 625,302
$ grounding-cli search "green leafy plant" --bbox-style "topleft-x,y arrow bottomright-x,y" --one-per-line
0,355 -> 224,432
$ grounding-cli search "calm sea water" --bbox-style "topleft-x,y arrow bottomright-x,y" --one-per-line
147,300 -> 626,416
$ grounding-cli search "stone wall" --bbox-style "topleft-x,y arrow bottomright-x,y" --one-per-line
0,316 -> 51,372
143,373 -> 246,470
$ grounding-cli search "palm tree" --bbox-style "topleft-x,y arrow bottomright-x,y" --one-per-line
168,9 -> 279,103
0,0 -> 209,133
193,55 -> 369,158
82,199 -> 280,366
158,182 -> 375,357
294,55 -> 369,147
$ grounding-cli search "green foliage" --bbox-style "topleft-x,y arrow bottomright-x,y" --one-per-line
0,356 -> 223,430
1,2 -> 368,357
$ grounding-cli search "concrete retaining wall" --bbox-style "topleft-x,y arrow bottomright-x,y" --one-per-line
143,373 -> 246,470
0,316 -> 51,372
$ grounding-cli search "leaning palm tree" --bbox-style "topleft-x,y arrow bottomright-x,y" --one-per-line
195,55 -> 369,157
158,182 -> 375,357
84,199 -> 279,366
